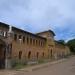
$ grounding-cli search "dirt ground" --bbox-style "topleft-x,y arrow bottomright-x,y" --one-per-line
0,56 -> 75,75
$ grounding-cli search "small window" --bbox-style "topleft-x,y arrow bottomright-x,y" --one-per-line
19,51 -> 22,59
30,38 -> 32,44
33,39 -> 35,45
19,35 -> 22,39
14,34 -> 17,41
23,36 -> 25,43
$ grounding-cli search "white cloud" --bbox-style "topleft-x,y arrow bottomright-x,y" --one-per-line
0,0 -> 75,40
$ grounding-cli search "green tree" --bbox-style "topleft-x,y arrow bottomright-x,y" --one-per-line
67,39 -> 75,53
58,40 -> 66,45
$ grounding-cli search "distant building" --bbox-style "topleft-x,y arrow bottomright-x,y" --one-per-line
0,22 -> 70,69
55,41 -> 70,59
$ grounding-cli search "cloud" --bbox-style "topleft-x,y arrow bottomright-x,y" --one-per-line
0,0 -> 75,40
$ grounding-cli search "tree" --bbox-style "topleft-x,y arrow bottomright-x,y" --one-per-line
58,40 -> 66,45
67,39 -> 75,53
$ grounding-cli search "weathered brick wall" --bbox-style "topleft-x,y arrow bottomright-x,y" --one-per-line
11,30 -> 47,62
55,42 -> 70,59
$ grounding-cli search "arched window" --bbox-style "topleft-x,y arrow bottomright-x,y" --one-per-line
42,52 -> 44,57
28,51 -> 31,59
19,51 -> 22,59
14,34 -> 17,41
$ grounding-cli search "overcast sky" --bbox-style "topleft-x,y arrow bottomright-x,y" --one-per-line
0,0 -> 75,41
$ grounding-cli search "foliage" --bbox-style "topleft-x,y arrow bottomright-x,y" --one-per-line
67,39 -> 75,53
57,40 -> 66,45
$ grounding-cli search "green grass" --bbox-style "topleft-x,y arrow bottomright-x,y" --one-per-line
12,56 -> 71,70
13,63 -> 27,69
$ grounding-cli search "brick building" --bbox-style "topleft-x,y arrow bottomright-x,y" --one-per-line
0,22 -> 70,69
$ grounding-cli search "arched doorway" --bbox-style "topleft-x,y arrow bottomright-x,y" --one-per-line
19,51 -> 22,60
0,39 -> 6,69
28,51 -> 31,59
42,52 -> 44,57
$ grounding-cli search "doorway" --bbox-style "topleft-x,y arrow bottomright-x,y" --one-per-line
0,44 -> 6,69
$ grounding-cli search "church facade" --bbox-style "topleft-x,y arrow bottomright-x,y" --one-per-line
0,22 -> 70,69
